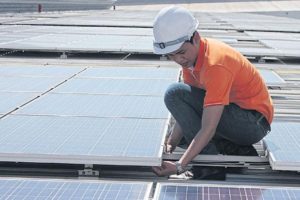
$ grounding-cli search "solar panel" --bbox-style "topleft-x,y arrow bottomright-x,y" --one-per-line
235,47 -> 284,57
122,36 -> 153,53
214,13 -> 300,32
52,78 -> 173,96
261,40 -> 300,51
0,92 -> 38,116
15,93 -> 168,118
258,69 -> 286,86
0,32 -> 43,44
0,65 -> 83,77
0,34 -> 146,53
264,122 -> 300,171
4,29 -> 297,56
11,16 -> 153,27
0,76 -> 67,92
0,115 -> 167,165
245,31 -> 299,40
1,25 -> 152,36
78,67 -> 179,80
0,178 -> 151,200
154,183 -> 300,200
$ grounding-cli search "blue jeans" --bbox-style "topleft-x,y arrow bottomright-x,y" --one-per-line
164,83 -> 270,154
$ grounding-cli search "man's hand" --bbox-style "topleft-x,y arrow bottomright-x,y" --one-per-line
165,143 -> 176,154
152,161 -> 177,176
164,122 -> 183,154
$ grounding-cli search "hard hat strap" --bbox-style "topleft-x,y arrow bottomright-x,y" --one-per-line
153,35 -> 190,49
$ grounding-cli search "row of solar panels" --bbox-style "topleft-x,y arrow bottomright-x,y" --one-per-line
0,63 -> 300,171
1,177 -> 300,200
0,0 -> 116,13
1,10 -> 300,32
0,65 -> 179,166
0,30 -> 299,57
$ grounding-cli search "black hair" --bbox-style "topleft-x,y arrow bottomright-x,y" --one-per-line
188,31 -> 196,44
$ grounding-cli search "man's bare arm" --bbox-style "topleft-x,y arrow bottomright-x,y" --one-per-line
179,105 -> 224,167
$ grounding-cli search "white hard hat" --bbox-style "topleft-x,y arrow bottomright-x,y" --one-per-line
153,6 -> 199,55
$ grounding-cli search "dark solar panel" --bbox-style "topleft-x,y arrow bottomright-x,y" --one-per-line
155,184 -> 300,200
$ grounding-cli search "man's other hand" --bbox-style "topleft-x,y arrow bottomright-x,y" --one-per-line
152,161 -> 177,176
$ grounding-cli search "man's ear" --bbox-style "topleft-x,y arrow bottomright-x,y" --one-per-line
193,31 -> 201,45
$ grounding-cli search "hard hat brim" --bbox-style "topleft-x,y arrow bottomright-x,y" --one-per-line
153,41 -> 184,55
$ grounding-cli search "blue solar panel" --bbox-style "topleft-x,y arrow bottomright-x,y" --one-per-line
15,93 -> 168,119
258,69 -> 285,86
0,76 -> 66,92
52,78 -> 173,96
0,34 -> 148,53
0,178 -> 150,200
264,122 -> 300,171
77,67 -> 179,80
0,66 -> 83,77
0,92 -> 38,115
155,184 -> 300,200
0,115 -> 167,165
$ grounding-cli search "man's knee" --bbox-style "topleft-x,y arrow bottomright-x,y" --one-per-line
164,83 -> 190,106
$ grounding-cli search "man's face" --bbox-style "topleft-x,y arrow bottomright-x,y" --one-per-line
167,41 -> 199,68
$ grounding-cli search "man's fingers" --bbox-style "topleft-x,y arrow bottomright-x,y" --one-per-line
165,144 -> 175,154
152,166 -> 164,176
152,161 -> 177,177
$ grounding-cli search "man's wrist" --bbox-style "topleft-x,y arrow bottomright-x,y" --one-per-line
175,161 -> 188,175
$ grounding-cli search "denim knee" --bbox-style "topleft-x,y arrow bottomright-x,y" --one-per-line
164,83 -> 189,108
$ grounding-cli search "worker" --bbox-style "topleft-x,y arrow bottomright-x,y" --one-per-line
152,6 -> 273,177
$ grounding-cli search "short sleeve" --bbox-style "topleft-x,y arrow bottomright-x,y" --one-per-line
204,66 -> 234,107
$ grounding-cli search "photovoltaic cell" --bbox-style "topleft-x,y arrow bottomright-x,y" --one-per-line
154,183 -> 300,200
77,67 -> 179,80
0,25 -> 153,36
0,65 -> 83,77
245,31 -> 299,40
0,178 -> 150,200
122,36 -> 152,53
52,78 -> 173,96
0,92 -> 38,115
0,76 -> 67,92
0,34 -> 146,53
15,93 -> 168,118
264,122 -> 300,171
235,47 -> 284,57
258,69 -> 286,86
0,115 -> 167,165
261,40 -> 300,51
11,16 -> 153,27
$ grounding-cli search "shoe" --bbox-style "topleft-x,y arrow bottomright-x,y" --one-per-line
215,139 -> 258,156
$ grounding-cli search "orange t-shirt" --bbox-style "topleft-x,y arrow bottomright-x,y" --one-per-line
182,38 -> 274,124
